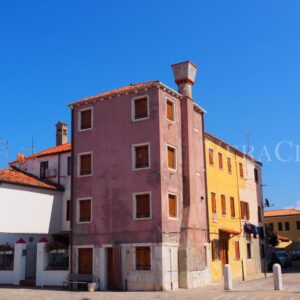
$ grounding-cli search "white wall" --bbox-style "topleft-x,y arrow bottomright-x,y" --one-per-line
0,183 -> 62,234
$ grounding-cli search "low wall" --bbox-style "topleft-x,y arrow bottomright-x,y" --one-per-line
0,270 -> 14,284
41,270 -> 69,286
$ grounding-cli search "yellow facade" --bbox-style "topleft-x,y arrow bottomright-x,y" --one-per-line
205,134 -> 248,281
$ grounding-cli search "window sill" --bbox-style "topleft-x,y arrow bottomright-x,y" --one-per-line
78,174 -> 93,178
133,166 -> 150,171
132,116 -> 149,122
78,127 -> 93,132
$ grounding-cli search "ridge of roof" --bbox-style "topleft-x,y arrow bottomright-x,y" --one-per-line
0,167 -> 63,191
69,80 -> 183,108
264,209 -> 300,217
204,132 -> 262,165
9,142 -> 71,165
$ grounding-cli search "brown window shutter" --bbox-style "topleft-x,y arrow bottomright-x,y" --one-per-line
168,194 -> 177,218
246,203 -> 250,220
209,149 -> 214,165
81,109 -> 92,130
79,199 -> 91,222
135,145 -> 149,168
212,240 -> 219,260
211,193 -> 217,213
240,201 -> 245,219
168,147 -> 176,169
134,97 -> 148,119
66,200 -> 70,221
230,197 -> 235,218
235,241 -> 240,260
136,247 -> 151,270
227,157 -> 232,173
218,153 -> 223,169
136,194 -> 150,218
258,206 -> 262,222
167,100 -> 174,121
80,154 -> 91,175
221,195 -> 226,216
239,162 -> 244,178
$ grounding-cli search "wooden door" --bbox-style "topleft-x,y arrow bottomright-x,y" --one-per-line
107,248 -> 114,290
220,240 -> 228,272
78,248 -> 93,274
106,247 -> 122,290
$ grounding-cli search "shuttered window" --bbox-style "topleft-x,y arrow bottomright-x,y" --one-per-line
211,193 -> 217,214
227,157 -> 232,173
254,168 -> 259,183
234,241 -> 240,260
221,195 -> 226,216
136,246 -> 151,270
135,193 -> 151,219
240,201 -> 250,220
230,197 -> 235,218
166,99 -> 175,121
79,153 -> 92,176
167,146 -> 176,170
80,109 -> 92,130
239,162 -> 244,178
79,199 -> 91,222
66,200 -> 70,221
209,149 -> 214,165
168,194 -> 177,218
258,206 -> 262,223
211,239 -> 220,260
134,144 -> 149,169
218,153 -> 223,169
133,97 -> 148,120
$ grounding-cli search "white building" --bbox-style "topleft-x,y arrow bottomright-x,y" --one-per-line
0,122 -> 71,286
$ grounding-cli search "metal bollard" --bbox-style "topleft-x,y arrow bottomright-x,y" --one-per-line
273,263 -> 283,291
224,264 -> 233,291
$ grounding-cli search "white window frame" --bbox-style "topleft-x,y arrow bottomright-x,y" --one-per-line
133,244 -> 152,271
131,95 -> 150,122
77,151 -> 93,177
168,192 -> 178,219
166,97 -> 176,122
76,197 -> 93,224
132,143 -> 151,171
133,191 -> 152,221
167,144 -> 177,171
78,107 -> 93,132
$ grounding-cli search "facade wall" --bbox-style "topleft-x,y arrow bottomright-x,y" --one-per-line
0,183 -> 62,234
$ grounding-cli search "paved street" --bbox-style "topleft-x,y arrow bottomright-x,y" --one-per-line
1,269 -> 300,300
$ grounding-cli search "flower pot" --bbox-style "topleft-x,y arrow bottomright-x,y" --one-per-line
88,282 -> 96,292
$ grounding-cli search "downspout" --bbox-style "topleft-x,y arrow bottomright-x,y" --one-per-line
58,153 -> 61,185
70,108 -> 74,274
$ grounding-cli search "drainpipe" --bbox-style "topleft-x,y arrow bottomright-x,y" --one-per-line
70,109 -> 74,274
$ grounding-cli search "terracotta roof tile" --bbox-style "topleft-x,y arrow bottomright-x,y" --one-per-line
264,209 -> 300,217
0,168 -> 62,191
10,142 -> 71,164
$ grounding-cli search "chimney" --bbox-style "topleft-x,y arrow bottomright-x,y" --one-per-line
171,61 -> 197,98
56,122 -> 68,146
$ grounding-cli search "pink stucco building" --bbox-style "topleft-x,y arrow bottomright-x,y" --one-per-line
69,61 -> 210,291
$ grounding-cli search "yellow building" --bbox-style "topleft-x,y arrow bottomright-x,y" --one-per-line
205,133 -> 265,281
264,209 -> 300,249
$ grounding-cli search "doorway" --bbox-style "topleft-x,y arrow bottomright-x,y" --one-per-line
78,248 -> 93,274
106,246 -> 122,290
220,235 -> 229,273
25,244 -> 36,279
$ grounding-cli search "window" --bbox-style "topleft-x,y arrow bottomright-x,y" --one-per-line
40,161 -> 48,179
67,156 -> 72,176
258,206 -> 262,223
132,96 -> 149,120
134,193 -> 151,219
47,248 -> 69,270
240,201 -> 250,220
278,222 -> 283,231
136,246 -> 151,270
218,153 -> 223,169
78,199 -> 92,223
167,145 -> 176,170
133,144 -> 150,170
285,222 -> 290,231
297,221 -> 300,231
230,197 -> 235,218
78,153 -> 92,176
260,243 -> 265,259
211,193 -> 217,214
211,239 -> 220,260
254,168 -> 259,183
168,193 -> 177,218
221,195 -> 226,216
79,108 -> 92,131
0,248 -> 14,270
239,162 -> 244,178
246,243 -> 252,259
209,149 -> 214,165
234,241 -> 240,260
268,223 -> 274,231
166,99 -> 175,121
66,200 -> 70,221
227,157 -> 232,173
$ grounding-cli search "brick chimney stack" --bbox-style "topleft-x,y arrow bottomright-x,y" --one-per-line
171,61 -> 197,98
56,122 -> 68,146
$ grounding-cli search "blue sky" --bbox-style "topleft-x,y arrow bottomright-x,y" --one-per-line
0,1 -> 300,210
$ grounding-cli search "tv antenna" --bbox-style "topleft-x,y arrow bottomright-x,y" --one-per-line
21,138 -> 35,155
0,140 -> 8,161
